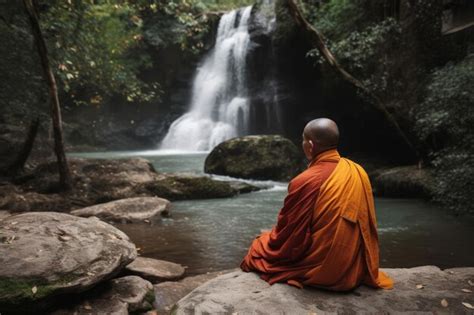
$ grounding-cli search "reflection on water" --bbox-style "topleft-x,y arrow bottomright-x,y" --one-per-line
71,151 -> 474,275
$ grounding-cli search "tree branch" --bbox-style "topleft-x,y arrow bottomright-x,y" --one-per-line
286,0 -> 418,158
23,0 -> 72,190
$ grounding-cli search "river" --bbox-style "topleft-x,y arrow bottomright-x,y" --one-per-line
71,150 -> 474,275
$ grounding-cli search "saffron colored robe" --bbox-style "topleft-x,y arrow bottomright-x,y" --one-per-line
240,149 -> 393,291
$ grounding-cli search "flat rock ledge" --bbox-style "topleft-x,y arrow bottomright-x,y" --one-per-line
174,266 -> 474,314
71,197 -> 171,223
125,257 -> 186,283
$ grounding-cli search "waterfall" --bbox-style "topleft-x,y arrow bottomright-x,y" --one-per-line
160,6 -> 253,151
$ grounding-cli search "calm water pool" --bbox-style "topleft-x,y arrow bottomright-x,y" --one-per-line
70,150 -> 474,275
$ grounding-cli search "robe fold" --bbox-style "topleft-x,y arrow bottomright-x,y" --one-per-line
240,149 -> 393,291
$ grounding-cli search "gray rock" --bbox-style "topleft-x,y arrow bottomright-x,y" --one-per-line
372,165 -> 436,198
174,266 -> 474,314
154,270 -> 232,314
125,257 -> 185,283
51,275 -> 154,315
141,173 -> 241,200
0,212 -> 137,313
204,135 -> 305,181
227,180 -> 262,194
71,197 -> 171,223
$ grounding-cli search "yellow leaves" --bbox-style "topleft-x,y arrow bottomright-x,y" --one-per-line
90,95 -> 102,106
416,284 -> 424,289
32,286 -> 37,294
130,15 -> 142,26
440,299 -> 448,307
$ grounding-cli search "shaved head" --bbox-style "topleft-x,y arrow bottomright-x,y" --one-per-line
302,118 -> 339,158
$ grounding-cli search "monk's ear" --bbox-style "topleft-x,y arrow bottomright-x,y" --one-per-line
309,140 -> 314,151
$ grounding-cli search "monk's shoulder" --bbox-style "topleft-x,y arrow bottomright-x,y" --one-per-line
290,165 -> 324,189
342,158 -> 370,180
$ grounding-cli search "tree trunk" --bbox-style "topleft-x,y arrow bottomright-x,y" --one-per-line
23,0 -> 72,190
7,118 -> 40,176
286,0 -> 418,158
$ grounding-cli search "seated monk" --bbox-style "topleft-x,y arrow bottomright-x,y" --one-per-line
240,118 -> 393,291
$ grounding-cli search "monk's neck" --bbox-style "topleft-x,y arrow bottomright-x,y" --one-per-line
308,149 -> 340,168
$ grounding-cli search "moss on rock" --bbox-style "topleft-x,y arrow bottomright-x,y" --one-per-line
204,135 -> 305,181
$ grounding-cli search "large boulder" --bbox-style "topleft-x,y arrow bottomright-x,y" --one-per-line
51,276 -> 154,315
0,212 -> 137,313
174,267 -> 474,314
71,197 -> 171,223
204,135 -> 304,181
124,257 -> 185,283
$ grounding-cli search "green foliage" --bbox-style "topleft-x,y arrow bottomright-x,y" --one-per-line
41,1 -> 160,106
38,0 -> 253,106
413,56 -> 474,150
307,0 -> 368,40
307,12 -> 402,97
413,55 -> 474,214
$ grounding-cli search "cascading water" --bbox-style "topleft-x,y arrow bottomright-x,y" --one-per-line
160,6 -> 253,151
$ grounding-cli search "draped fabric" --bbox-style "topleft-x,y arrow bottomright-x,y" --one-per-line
241,149 -> 393,291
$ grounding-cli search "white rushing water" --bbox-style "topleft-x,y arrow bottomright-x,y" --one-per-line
160,6 -> 253,151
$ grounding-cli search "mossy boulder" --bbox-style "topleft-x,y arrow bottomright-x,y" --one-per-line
204,135 -> 304,181
372,165 -> 436,198
0,212 -> 137,313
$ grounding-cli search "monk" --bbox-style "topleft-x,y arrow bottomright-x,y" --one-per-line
240,118 -> 393,291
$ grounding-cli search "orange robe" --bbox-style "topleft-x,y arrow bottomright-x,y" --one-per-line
241,149 -> 393,291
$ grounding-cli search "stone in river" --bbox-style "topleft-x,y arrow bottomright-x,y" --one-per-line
0,212 -> 137,314
125,257 -> 186,283
71,197 -> 170,223
204,135 -> 305,181
174,266 -> 474,314
51,276 -> 154,315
